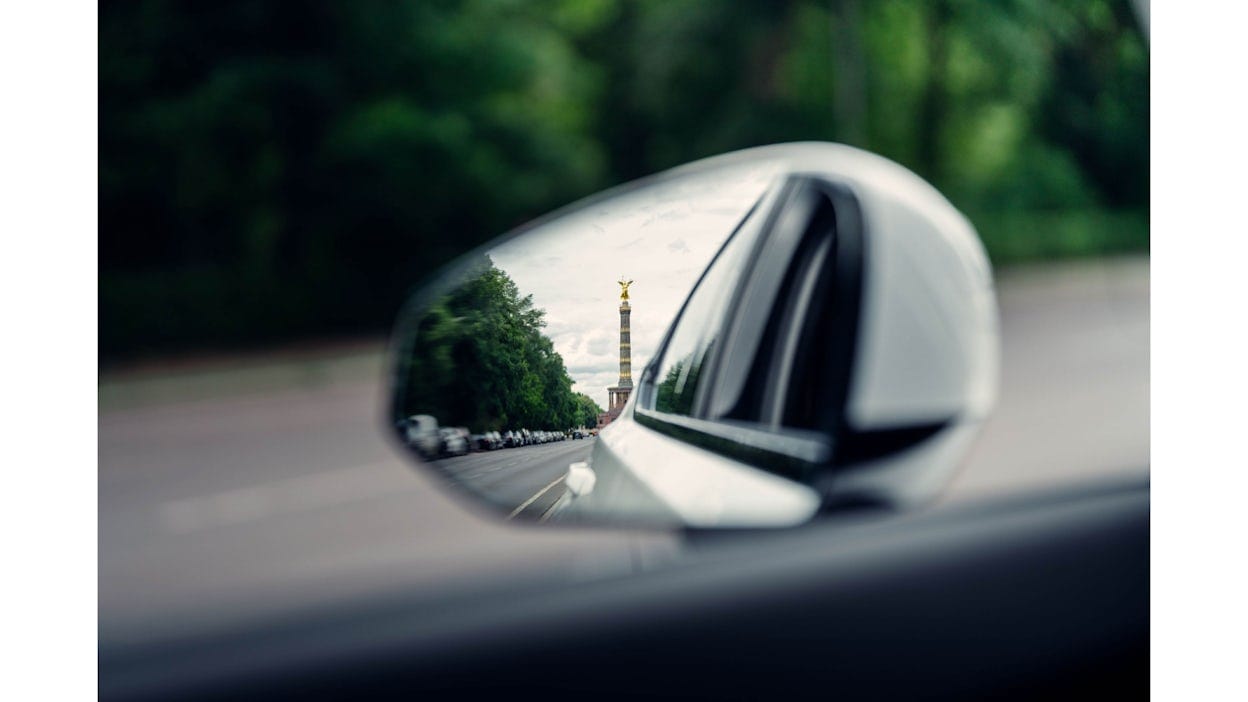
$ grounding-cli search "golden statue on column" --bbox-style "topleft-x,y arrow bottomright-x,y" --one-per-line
600,277 -> 634,428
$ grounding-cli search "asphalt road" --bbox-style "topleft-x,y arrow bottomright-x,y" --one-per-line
943,256 -> 1149,502
99,257 -> 1148,648
99,377 -> 665,647
432,439 -> 596,520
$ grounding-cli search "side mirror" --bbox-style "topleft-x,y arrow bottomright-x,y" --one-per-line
388,143 -> 998,528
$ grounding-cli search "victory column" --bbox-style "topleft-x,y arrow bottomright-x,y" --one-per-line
600,277 -> 634,427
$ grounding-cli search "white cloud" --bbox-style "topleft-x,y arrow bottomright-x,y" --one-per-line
667,238 -> 691,254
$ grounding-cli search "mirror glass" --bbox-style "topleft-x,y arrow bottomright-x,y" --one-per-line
391,158 -> 796,524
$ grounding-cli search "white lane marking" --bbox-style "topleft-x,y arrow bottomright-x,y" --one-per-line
537,495 -> 563,524
158,460 -> 402,534
507,474 -> 567,520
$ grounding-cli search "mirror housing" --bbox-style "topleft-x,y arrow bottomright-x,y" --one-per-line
389,142 -> 997,528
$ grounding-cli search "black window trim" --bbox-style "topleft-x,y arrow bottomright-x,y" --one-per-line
635,174 -> 867,484
691,178 -> 824,419
632,407 -> 831,483
634,177 -> 786,414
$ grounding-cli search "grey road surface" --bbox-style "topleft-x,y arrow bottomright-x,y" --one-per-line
99,257 -> 1148,647
943,257 -> 1149,502
433,439 -> 596,519
100,375 -> 666,646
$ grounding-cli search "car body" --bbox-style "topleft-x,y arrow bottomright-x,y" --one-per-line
101,145 -> 1148,701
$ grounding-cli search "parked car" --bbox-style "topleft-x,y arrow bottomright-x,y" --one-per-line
437,427 -> 467,457
400,414 -> 440,460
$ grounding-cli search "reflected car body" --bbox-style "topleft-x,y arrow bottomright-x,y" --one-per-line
100,145 -> 1148,700
540,144 -> 996,527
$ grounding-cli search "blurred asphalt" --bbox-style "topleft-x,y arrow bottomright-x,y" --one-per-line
435,439 -> 596,519
99,257 -> 1148,647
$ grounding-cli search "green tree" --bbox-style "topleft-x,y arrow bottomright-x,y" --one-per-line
100,0 -> 1149,360
574,393 -> 605,429
402,258 -> 583,432
100,0 -> 611,359
654,354 -> 704,416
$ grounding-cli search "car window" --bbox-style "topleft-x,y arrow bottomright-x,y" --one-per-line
647,203 -> 764,416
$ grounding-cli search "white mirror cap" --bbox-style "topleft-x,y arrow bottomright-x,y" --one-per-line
846,156 -> 997,431
686,142 -> 998,432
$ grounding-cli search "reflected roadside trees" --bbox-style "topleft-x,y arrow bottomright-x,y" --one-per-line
402,258 -> 601,433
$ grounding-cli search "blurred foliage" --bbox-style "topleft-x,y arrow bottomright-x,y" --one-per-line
402,258 -> 599,431
101,0 -> 1148,360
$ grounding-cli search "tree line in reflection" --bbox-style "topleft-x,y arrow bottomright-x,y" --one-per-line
403,258 -> 602,431
654,355 -> 704,416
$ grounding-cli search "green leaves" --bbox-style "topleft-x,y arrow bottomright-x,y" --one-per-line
101,0 -> 612,359
100,0 -> 1149,360
404,261 -> 591,432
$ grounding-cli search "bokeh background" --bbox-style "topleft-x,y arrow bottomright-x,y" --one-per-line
100,0 -> 1148,363
99,0 -> 1150,654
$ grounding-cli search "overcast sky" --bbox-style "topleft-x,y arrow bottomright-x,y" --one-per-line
489,161 -> 781,408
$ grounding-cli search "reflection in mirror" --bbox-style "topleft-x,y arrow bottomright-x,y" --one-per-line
392,161 -> 785,524
392,143 -> 999,530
